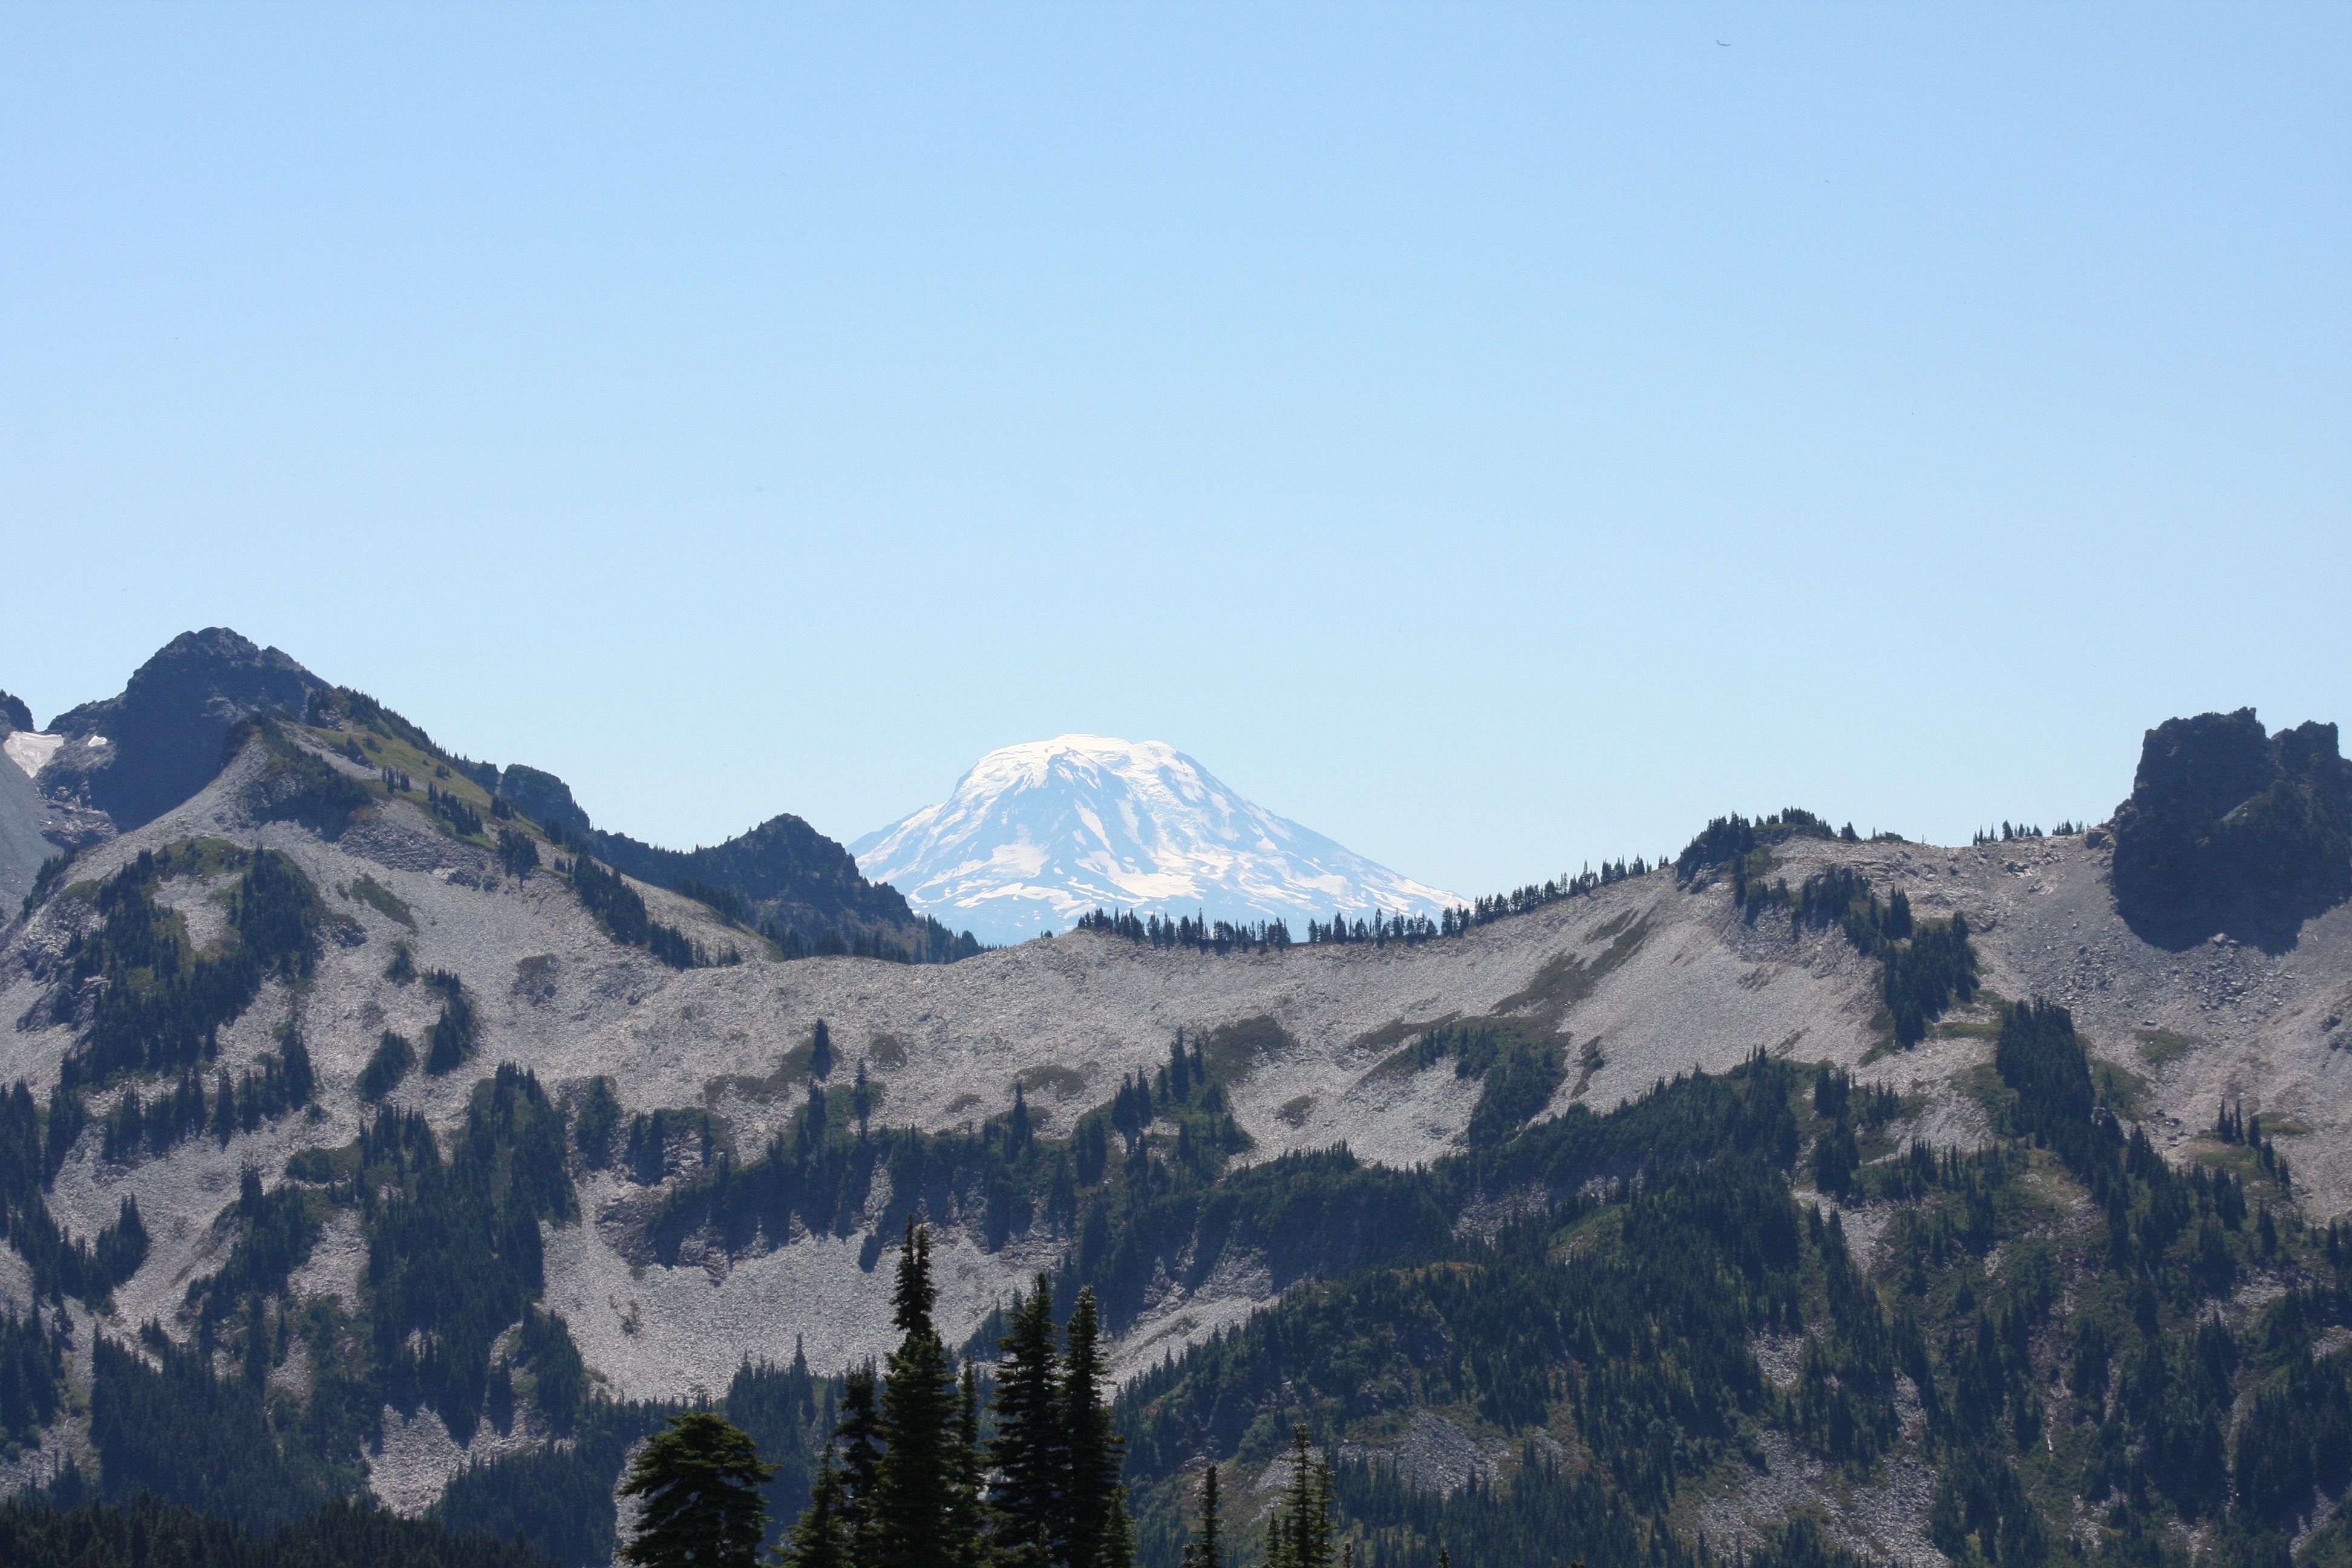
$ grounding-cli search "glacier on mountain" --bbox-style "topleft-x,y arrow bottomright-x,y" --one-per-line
851,734 -> 1462,945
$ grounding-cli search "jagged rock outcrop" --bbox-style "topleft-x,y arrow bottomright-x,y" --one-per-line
496,764 -> 592,838
2111,707 -> 2352,945
41,629 -> 327,831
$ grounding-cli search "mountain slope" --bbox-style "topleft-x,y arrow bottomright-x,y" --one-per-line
852,734 -> 1461,945
0,697 -> 2348,1567
7,630 -> 946,954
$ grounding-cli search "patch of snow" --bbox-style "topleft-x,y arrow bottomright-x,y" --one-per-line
4,731 -> 62,777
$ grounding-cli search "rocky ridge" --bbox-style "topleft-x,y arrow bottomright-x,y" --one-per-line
1,679 -> 2348,1563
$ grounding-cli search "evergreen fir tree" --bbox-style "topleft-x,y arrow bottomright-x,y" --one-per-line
950,1361 -> 985,1567
835,1365 -> 884,1564
986,1275 -> 1063,1567
1181,1465 -> 1223,1568
1266,1428 -> 1331,1568
1097,1486 -> 1135,1568
779,1442 -> 851,1568
1059,1287 -> 1128,1568
616,1411 -> 776,1568
874,1222 -> 961,1568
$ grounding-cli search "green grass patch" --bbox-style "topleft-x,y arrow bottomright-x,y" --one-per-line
1495,905 -> 1653,1025
1570,1037 -> 1606,1099
1858,1033 -> 1909,1065
348,874 -> 413,928
1351,1015 -> 1452,1059
2134,1028 -> 2194,1068
1583,909 -> 1635,944
1015,1064 -> 1088,1101
1200,1015 -> 1292,1085
1960,1060 -> 2018,1125
513,955 -> 556,1003
154,837 -> 251,878
2092,1059 -> 2148,1117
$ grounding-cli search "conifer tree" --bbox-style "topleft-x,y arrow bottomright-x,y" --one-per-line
951,1362 -> 985,1567
1059,1287 -> 1129,1568
779,1443 -> 851,1568
616,1411 -> 776,1568
1266,1429 -> 1332,1568
835,1365 -> 884,1563
987,1275 -> 1063,1566
874,1222 -> 961,1568
1097,1486 -> 1135,1568
1181,1465 -> 1223,1568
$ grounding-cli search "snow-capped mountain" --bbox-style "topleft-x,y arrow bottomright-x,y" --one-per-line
851,735 -> 1462,945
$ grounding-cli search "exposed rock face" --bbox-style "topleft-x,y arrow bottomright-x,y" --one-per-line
2111,708 -> 2352,945
0,691 -> 31,734
497,764 -> 593,838
42,629 -> 327,831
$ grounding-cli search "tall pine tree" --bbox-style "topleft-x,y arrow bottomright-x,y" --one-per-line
951,1362 -> 985,1567
780,1442 -> 850,1568
987,1275 -> 1063,1567
1181,1465 -> 1223,1568
1058,1287 -> 1130,1568
835,1365 -> 884,1566
874,1223 -> 963,1568
1262,1428 -> 1334,1568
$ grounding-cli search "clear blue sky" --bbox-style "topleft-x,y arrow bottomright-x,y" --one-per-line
3,6 -> 2345,898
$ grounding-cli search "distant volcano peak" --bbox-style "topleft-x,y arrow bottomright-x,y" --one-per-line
851,734 -> 1459,945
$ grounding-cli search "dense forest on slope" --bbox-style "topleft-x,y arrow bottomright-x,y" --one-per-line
13,953 -> 2351,1568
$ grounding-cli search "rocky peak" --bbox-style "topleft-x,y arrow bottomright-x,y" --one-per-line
2111,707 -> 2352,944
42,627 -> 327,830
